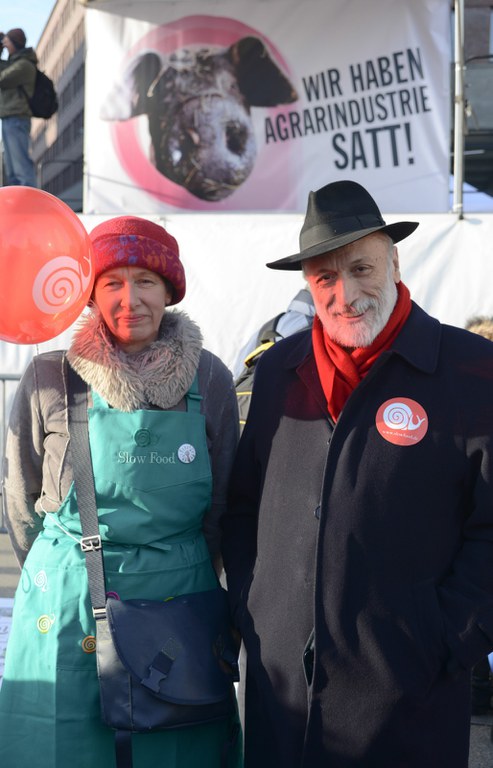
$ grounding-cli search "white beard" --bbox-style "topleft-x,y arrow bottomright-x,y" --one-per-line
323,267 -> 398,349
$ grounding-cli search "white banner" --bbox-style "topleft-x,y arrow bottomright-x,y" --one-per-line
83,0 -> 451,214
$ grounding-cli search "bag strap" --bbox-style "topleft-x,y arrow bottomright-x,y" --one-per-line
66,360 -> 107,614
242,311 -> 284,370
67,360 -> 138,768
115,732 -> 133,768
18,60 -> 36,105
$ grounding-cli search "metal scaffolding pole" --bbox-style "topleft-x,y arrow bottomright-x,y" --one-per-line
452,0 -> 465,218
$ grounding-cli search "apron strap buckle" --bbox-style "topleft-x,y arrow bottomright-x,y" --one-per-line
81,534 -> 102,552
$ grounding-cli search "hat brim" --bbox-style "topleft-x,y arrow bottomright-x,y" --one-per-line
266,221 -> 419,271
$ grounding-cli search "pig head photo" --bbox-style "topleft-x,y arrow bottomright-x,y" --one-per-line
100,35 -> 298,201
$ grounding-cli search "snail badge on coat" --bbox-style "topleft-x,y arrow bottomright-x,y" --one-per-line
382,402 -> 426,431
101,36 -> 298,201
376,398 -> 428,446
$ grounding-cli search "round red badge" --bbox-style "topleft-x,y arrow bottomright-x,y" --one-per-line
375,397 -> 428,446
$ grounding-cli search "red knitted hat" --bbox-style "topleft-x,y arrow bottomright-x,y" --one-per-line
90,216 -> 186,305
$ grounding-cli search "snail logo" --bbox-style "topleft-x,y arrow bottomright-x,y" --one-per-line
36,613 -> 56,634
32,256 -> 92,315
134,428 -> 152,447
376,397 -> 428,446
34,570 -> 48,592
81,635 -> 97,654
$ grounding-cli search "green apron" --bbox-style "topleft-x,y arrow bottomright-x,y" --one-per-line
0,380 -> 242,767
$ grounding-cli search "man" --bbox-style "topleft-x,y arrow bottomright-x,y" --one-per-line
234,286 -> 315,433
233,285 -> 315,381
464,315 -> 493,717
221,180 -> 493,768
0,28 -> 37,186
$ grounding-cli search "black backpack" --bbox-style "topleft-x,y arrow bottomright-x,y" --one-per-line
235,313 -> 283,434
21,67 -> 58,119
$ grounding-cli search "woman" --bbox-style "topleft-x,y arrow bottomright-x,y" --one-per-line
0,216 -> 242,767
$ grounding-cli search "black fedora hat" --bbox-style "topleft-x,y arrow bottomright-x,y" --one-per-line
267,180 -> 419,270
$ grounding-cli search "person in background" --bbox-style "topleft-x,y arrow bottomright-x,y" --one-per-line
233,286 -> 315,380
0,28 -> 37,186
0,216 -> 242,768
466,315 -> 493,343
234,286 -> 315,432
465,314 -> 493,717
221,179 -> 493,768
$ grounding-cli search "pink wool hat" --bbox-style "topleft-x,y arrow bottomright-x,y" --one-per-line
90,216 -> 186,305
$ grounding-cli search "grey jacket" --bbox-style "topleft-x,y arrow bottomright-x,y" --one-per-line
0,47 -> 37,118
3,309 -> 239,567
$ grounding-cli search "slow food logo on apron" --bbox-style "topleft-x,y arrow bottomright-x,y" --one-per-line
117,431 -> 197,464
375,397 -> 428,446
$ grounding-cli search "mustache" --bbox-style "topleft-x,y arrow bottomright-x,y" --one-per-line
329,297 -> 379,317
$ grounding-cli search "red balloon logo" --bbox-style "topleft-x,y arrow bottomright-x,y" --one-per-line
0,187 -> 94,344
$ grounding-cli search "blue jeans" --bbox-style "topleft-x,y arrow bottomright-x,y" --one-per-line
1,115 -> 37,186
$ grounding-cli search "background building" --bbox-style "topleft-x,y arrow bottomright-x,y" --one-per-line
461,0 -> 493,197
31,0 -> 85,210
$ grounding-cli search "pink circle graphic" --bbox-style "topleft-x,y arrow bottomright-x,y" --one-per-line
375,397 -> 428,446
110,15 -> 298,210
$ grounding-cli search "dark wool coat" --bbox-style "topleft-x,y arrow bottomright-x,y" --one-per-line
221,303 -> 493,768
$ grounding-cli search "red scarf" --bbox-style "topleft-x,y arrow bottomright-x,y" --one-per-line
312,282 -> 412,421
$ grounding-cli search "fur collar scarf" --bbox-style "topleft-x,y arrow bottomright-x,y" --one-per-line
66,308 -> 203,411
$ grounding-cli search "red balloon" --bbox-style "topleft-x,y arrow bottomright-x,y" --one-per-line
0,187 -> 94,344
